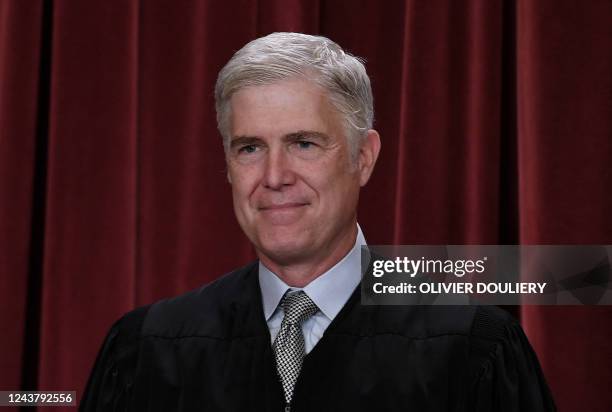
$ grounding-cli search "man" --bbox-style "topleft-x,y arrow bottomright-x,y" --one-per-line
81,33 -> 555,411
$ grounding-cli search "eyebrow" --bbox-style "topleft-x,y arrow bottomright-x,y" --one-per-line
284,130 -> 330,143
229,136 -> 263,149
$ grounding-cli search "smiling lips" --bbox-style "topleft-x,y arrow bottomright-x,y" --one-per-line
256,202 -> 310,224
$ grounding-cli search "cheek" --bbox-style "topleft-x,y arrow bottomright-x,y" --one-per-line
229,170 -> 258,208
307,165 -> 360,204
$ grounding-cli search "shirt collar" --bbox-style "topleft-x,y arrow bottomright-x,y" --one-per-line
259,224 -> 366,321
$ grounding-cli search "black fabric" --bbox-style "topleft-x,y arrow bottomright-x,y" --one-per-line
80,262 -> 556,411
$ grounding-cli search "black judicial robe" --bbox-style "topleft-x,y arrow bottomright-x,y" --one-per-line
80,262 -> 556,411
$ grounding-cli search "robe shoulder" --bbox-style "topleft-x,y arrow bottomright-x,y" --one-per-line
325,304 -> 556,411
79,304 -> 150,411
467,306 -> 557,411
141,261 -> 260,339
79,262 -> 259,411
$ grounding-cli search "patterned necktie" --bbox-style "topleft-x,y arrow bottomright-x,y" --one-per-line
272,291 -> 319,407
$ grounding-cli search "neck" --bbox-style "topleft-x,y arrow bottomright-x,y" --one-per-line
258,224 -> 358,288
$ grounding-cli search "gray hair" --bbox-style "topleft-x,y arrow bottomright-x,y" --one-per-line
214,32 -> 374,157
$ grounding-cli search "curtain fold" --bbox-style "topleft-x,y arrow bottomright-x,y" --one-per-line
0,0 -> 610,409
516,1 -> 612,410
37,0 -> 140,393
0,0 -> 44,391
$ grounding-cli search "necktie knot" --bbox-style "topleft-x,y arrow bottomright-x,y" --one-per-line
281,291 -> 318,324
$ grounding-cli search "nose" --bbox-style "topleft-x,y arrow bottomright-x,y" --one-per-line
262,146 -> 296,190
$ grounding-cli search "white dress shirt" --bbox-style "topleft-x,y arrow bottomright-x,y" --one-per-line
258,224 -> 366,354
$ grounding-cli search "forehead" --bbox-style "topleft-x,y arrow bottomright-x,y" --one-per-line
229,78 -> 345,139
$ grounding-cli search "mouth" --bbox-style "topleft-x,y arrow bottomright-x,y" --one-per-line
256,202 -> 310,224
259,202 -> 309,211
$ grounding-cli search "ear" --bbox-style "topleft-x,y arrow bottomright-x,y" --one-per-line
226,169 -> 233,184
358,129 -> 381,186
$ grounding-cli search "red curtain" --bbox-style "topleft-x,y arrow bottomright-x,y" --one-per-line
1,1 -> 610,410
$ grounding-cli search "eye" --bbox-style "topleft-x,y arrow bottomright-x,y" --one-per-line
238,144 -> 260,154
287,137 -> 323,160
295,140 -> 314,149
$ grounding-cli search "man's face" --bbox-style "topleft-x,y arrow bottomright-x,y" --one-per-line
226,78 -> 365,266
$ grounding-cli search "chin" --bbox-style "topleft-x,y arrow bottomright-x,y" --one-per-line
256,235 -> 313,265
